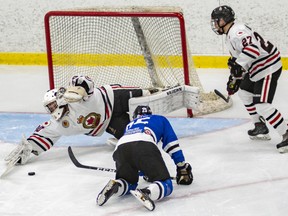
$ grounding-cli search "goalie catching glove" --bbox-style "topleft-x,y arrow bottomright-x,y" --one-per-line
63,86 -> 88,103
176,162 -> 193,185
64,75 -> 95,102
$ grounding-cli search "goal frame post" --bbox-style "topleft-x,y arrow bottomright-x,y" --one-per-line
44,9 -> 193,116
44,10 -> 191,89
44,7 -> 232,117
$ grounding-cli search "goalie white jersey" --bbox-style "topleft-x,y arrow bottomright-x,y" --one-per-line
27,85 -> 114,153
226,22 -> 282,81
20,84 -> 199,156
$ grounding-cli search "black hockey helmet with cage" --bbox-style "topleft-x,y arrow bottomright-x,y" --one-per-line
211,5 -> 235,24
133,105 -> 152,119
211,5 -> 235,35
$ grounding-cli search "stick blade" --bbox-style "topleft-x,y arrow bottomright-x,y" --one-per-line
0,156 -> 20,178
214,89 -> 230,103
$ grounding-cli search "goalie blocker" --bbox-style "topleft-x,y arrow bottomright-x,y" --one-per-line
128,85 -> 200,119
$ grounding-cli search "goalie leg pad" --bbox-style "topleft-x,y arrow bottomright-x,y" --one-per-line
129,85 -> 199,119
183,85 -> 200,110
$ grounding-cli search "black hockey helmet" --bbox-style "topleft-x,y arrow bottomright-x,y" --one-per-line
133,105 -> 152,119
211,5 -> 235,35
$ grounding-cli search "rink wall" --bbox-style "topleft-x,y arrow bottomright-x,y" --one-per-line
0,0 -> 287,68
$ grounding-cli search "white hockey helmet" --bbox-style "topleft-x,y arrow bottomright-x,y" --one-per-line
69,75 -> 94,97
43,88 -> 68,121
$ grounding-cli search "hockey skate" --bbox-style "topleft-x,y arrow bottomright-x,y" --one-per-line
130,188 -> 155,211
96,180 -> 120,206
276,130 -> 288,153
248,122 -> 271,140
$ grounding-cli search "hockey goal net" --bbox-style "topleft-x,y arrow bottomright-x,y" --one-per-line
44,6 -> 232,116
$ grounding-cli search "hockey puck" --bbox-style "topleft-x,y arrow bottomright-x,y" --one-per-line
28,172 -> 35,176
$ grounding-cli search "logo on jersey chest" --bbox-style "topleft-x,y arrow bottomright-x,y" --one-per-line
77,112 -> 101,129
62,120 -> 70,128
35,121 -> 51,132
237,31 -> 244,36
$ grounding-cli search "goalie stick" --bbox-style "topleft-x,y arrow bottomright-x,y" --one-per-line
0,156 -> 20,178
68,146 -> 116,172
214,89 -> 230,103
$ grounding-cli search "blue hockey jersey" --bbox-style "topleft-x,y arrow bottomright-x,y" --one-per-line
116,114 -> 185,165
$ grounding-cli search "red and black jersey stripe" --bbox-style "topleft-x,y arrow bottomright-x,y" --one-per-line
28,133 -> 54,152
248,48 -> 281,79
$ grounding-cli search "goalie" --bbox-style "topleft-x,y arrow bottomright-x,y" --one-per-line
5,75 -> 199,165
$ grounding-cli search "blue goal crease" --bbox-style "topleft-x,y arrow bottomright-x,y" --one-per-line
0,113 -> 248,147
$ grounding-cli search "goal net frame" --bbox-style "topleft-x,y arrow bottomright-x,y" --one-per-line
44,6 -> 232,117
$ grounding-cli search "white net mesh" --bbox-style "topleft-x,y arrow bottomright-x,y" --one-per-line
45,6 -> 232,116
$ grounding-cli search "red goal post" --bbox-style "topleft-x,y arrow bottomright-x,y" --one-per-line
44,6 -> 232,116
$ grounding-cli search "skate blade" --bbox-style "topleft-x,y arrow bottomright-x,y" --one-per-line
276,141 -> 288,154
1,156 -> 20,178
249,134 -> 271,141
277,146 -> 288,153
130,189 -> 155,211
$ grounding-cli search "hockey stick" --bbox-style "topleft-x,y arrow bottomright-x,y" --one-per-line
0,156 -> 20,178
214,89 -> 230,103
68,146 -> 177,180
68,146 -> 116,173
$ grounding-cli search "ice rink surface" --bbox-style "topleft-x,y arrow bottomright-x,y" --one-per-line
0,66 -> 288,216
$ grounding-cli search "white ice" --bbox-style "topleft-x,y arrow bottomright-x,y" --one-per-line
0,66 -> 288,216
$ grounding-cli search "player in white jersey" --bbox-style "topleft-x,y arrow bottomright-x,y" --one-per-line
5,74 -> 200,167
96,105 -> 193,211
4,75 -> 154,165
211,5 -> 288,153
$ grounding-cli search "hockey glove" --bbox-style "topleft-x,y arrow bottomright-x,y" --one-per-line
176,162 -> 193,185
64,86 -> 88,102
5,135 -> 33,165
227,57 -> 245,78
226,75 -> 242,95
70,75 -> 94,96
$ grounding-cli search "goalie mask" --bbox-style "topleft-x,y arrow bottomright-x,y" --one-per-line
43,88 -> 69,121
211,5 -> 235,35
133,105 -> 152,119
69,75 -> 94,97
